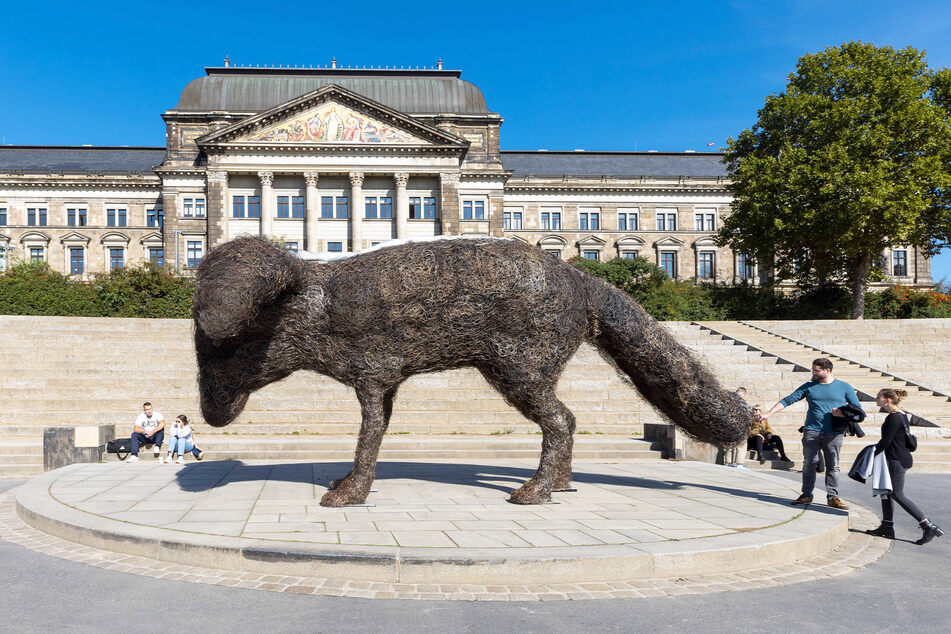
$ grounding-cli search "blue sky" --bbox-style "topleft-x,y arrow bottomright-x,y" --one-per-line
1,0 -> 949,282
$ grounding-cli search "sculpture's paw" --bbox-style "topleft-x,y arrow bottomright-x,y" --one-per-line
552,472 -> 573,492
320,479 -> 369,507
327,470 -> 352,490
508,479 -> 552,505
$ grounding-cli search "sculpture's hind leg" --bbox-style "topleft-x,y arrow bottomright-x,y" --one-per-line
321,384 -> 397,507
501,386 -> 576,504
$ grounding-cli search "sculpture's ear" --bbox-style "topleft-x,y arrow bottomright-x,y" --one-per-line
193,237 -> 309,342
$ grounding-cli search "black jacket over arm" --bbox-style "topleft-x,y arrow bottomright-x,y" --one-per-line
875,412 -> 913,469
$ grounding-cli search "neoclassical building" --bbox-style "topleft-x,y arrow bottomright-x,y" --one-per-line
0,63 -> 933,286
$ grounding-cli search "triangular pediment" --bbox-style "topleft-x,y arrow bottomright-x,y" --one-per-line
578,236 -> 606,248
654,236 -> 685,248
60,232 -> 90,245
199,85 -> 466,148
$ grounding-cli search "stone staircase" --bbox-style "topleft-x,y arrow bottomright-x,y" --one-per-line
4,315 -> 950,477
693,320 -> 951,472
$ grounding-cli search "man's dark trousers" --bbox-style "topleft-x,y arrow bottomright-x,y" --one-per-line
131,429 -> 164,455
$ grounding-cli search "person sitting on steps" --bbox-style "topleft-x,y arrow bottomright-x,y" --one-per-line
163,415 -> 204,465
128,402 -> 164,463
748,405 -> 792,464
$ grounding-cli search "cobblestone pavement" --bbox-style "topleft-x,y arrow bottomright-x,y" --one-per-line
1,459 -> 891,601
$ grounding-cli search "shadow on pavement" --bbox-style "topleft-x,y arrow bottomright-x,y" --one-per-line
171,460 -> 838,513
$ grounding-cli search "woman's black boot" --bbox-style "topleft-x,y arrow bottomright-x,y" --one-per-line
866,522 -> 895,539
917,520 -> 944,545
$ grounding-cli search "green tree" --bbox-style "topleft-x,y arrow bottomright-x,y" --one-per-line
719,42 -> 951,318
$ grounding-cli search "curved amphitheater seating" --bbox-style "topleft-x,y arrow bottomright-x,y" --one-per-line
1,316 -> 949,477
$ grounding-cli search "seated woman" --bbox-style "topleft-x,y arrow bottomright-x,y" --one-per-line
163,415 -> 204,465
749,405 -> 792,464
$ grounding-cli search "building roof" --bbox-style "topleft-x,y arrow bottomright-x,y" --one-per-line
173,67 -> 493,116
501,151 -> 728,178
0,147 -> 166,172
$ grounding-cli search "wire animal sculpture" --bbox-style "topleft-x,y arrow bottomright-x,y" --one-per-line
194,237 -> 749,506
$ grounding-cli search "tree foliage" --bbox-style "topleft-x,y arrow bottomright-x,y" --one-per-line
719,42 -> 951,318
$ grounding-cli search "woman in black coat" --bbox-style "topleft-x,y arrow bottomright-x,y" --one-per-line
866,388 -> 943,544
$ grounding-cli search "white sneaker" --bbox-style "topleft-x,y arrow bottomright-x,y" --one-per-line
176,456 -> 185,465
163,455 -> 173,464
196,450 -> 204,461
153,445 -> 161,458
127,455 -> 139,463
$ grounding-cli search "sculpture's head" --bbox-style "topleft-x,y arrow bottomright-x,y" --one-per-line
193,237 -> 310,427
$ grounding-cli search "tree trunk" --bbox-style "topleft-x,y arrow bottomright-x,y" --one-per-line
850,254 -> 871,319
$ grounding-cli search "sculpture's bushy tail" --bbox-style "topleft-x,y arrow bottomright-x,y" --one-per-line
586,277 -> 748,448
193,237 -> 309,342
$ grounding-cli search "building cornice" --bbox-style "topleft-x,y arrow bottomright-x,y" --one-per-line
504,178 -> 730,195
0,173 -> 161,190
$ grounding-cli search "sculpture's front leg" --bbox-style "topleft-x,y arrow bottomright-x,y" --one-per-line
321,385 -> 396,507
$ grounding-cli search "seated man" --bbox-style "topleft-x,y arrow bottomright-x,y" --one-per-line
128,402 -> 165,463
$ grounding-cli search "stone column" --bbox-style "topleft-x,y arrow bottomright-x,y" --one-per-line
304,171 -> 319,252
394,172 -> 409,239
439,171 -> 461,236
259,171 -> 274,237
349,171 -> 364,252
205,170 -> 229,248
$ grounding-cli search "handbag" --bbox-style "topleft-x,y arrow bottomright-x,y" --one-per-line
902,414 -> 918,453
106,437 -> 132,461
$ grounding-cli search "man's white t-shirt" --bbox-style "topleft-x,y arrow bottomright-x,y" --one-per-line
135,412 -> 164,432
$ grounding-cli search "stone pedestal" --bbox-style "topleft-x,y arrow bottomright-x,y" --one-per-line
643,422 -> 726,464
44,424 -> 116,471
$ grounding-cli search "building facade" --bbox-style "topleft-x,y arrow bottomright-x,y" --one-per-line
0,64 -> 933,286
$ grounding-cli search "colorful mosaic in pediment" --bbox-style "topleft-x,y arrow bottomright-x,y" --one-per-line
246,102 -> 424,144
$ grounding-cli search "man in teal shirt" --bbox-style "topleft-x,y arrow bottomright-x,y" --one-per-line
761,358 -> 860,509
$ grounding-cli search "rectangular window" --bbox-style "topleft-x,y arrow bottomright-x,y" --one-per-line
365,197 -> 378,219
286,242 -> 299,252
423,197 -> 437,219
503,211 -> 523,230
379,197 -> 393,219
698,252 -> 714,279
321,196 -> 334,218
621,251 -> 639,260
68,209 -> 76,226
149,247 -> 164,268
462,200 -> 485,220
579,210 -> 600,231
247,196 -> 261,218
292,196 -> 304,218
409,197 -> 421,219
0,208 -> 6,225
328,241 -> 343,252
336,196 -> 349,219
30,246 -> 44,262
583,250 -> 599,261
277,196 -> 290,218
695,212 -> 716,231
540,211 -> 563,230
70,248 -> 84,275
28,208 -> 47,226
618,212 -> 638,231
147,208 -> 164,228
737,254 -> 754,280
183,199 -> 194,217
79,209 -> 88,227
232,196 -> 246,218
186,241 -> 203,268
893,250 -> 908,277
109,247 -> 124,271
107,208 -> 126,227
660,252 -> 676,278
657,212 -> 677,231
194,199 -> 205,217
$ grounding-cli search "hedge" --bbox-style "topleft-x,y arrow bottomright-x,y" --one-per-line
1,256 -> 947,320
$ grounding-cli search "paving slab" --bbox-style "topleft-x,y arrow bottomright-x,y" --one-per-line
14,459 -> 858,586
